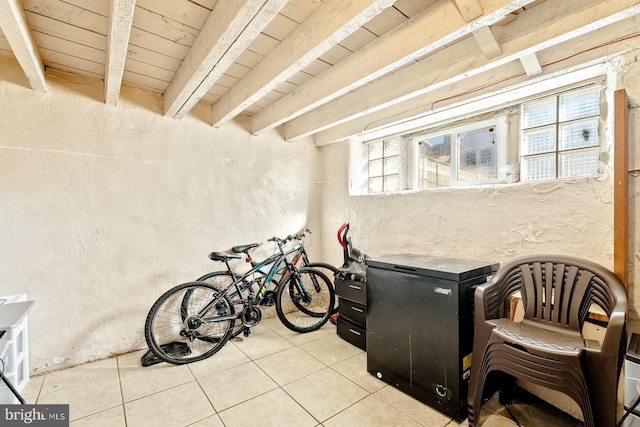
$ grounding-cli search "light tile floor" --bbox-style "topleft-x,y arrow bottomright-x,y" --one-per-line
19,318 -> 582,427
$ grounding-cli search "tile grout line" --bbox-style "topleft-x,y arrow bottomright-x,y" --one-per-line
191,373 -> 225,427
115,356 -> 129,427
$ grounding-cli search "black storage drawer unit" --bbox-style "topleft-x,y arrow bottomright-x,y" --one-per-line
338,298 -> 366,325
335,274 -> 368,347
336,316 -> 366,350
366,254 -> 497,422
335,278 -> 367,305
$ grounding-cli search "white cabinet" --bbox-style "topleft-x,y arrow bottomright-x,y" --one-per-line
0,294 -> 33,404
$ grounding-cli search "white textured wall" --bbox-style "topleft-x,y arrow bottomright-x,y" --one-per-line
0,56 -> 322,373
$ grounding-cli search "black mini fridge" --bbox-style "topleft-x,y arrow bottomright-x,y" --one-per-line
366,254 -> 497,421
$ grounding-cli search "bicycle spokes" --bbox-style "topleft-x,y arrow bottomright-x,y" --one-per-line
145,282 -> 235,364
276,268 -> 335,333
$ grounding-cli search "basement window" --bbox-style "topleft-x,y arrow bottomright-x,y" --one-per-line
367,137 -> 401,193
520,88 -> 601,181
414,118 -> 505,189
354,83 -> 603,195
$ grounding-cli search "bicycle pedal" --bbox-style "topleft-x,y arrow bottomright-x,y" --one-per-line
243,328 -> 251,337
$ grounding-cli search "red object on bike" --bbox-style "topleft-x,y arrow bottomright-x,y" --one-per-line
337,223 -> 348,251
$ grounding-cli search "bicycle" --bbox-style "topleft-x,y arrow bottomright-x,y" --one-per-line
198,228 -> 339,313
144,235 -> 335,365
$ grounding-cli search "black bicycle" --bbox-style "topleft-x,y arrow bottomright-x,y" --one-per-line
144,235 -> 335,364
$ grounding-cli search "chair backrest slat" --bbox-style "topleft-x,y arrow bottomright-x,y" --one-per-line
569,270 -> 594,329
521,264 -> 536,319
558,265 -> 578,325
543,262 -> 554,322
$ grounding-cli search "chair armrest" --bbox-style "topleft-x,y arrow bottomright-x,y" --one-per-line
474,266 -> 520,323
600,309 -> 626,355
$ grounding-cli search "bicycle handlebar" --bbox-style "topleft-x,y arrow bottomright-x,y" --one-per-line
293,228 -> 311,240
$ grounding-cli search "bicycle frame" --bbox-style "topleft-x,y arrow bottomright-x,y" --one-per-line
216,237 -> 311,291
196,238 -> 305,334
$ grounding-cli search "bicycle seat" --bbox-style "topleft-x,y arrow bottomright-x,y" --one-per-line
231,243 -> 260,253
209,252 -> 242,261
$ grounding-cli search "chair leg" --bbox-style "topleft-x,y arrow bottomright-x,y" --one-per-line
590,373 -> 618,427
469,358 -> 492,427
498,374 -> 515,405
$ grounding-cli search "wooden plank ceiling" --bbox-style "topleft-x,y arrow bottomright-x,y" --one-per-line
0,0 -> 639,144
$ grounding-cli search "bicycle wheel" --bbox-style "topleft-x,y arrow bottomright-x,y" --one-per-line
276,267 -> 335,333
305,262 -> 339,314
145,281 -> 234,364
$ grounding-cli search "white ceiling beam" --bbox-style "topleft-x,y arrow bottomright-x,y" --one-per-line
313,12 -> 640,145
454,0 -> 484,22
472,25 -> 502,59
520,52 -> 542,76
210,0 -> 396,128
105,0 -> 136,106
0,0 -> 46,92
164,0 -> 288,119
285,0 -> 640,141
251,0 -> 535,135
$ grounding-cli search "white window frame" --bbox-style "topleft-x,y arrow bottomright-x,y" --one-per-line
411,116 -> 508,188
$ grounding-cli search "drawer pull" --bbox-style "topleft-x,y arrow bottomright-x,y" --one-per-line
351,307 -> 364,313
349,329 -> 362,336
349,285 -> 362,290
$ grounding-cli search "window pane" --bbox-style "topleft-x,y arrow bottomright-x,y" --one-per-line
559,148 -> 599,178
458,126 -> 497,182
369,159 -> 382,177
559,89 -> 599,122
384,156 -> 399,175
417,134 -> 451,188
521,154 -> 556,181
521,126 -> 556,155
384,175 -> 399,192
417,157 -> 450,188
384,138 -> 400,156
368,141 -> 383,160
522,98 -> 556,128
559,118 -> 598,150
464,150 -> 477,167
368,177 -> 383,193
480,148 -> 493,165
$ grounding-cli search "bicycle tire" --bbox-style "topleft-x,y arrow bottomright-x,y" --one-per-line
276,267 -> 335,333
145,281 -> 234,365
305,262 -> 339,314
